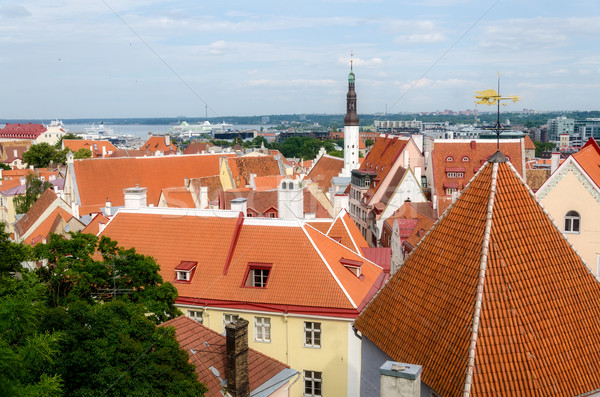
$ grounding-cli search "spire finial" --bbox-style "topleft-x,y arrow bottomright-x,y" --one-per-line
350,50 -> 354,71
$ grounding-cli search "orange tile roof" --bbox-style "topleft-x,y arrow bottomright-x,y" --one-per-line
190,176 -> 223,205
14,188 -> 59,237
108,149 -> 148,158
355,156 -> 600,396
222,189 -> 330,218
161,187 -> 196,208
383,202 -> 436,249
306,155 -> 344,192
359,136 -> 409,200
63,139 -> 117,158
141,136 -> 177,154
525,168 -> 550,191
432,139 -> 523,214
159,316 -> 294,397
227,156 -> 281,188
71,154 -> 233,215
183,142 -> 212,155
305,219 -> 332,234
325,210 -> 368,254
253,175 -> 285,191
523,134 -> 535,150
82,213 -> 110,235
23,206 -> 72,245
0,178 -> 23,192
100,211 -> 385,314
573,138 -> 600,188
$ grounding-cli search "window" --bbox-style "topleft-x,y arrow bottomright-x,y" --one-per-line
223,313 -> 239,329
177,271 -> 189,281
269,212 -> 276,218
245,264 -> 272,288
445,188 -> 457,195
564,211 -> 580,233
446,156 -> 454,162
447,172 -> 456,178
304,371 -> 322,397
188,310 -> 203,324
462,156 -> 470,162
254,317 -> 271,342
304,322 -> 321,348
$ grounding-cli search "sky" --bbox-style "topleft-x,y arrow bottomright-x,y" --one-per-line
0,0 -> 599,119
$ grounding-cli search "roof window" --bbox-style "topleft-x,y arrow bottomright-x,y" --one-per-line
244,262 -> 272,288
174,261 -> 198,283
339,257 -> 363,278
446,156 -> 454,162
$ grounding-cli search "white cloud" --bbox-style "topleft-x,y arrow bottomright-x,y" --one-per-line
396,32 -> 447,44
247,79 -> 336,88
550,69 -> 568,75
337,56 -> 383,68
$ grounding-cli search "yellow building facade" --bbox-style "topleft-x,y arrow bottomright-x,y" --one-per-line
178,304 -> 362,397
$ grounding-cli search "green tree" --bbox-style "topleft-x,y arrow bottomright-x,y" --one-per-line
13,175 -> 53,215
55,133 -> 81,149
365,138 -> 374,148
0,222 -> 31,274
0,163 -> 10,171
23,143 -> 62,168
534,141 -> 555,157
74,148 -> 92,159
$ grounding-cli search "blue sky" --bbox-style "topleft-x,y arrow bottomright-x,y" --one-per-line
0,0 -> 599,118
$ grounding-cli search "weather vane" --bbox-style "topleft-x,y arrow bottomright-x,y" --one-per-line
474,73 -> 520,149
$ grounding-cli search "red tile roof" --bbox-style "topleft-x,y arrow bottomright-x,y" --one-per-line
306,155 -> 344,192
23,206 -> 72,245
572,138 -> 600,189
190,176 -> 223,205
222,189 -> 330,218
160,187 -> 196,208
82,213 -> 110,235
432,139 -> 524,214
355,157 -> 600,396
0,123 -> 46,139
253,175 -> 285,191
159,316 -> 293,397
227,156 -> 282,189
100,211 -> 385,315
141,136 -> 177,154
325,210 -> 368,254
63,139 -> 117,158
14,188 -> 59,237
183,142 -> 213,155
71,154 -> 233,215
359,136 -> 410,200
523,134 -> 535,150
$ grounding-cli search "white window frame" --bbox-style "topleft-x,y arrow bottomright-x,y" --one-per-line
177,270 -> 189,281
564,210 -> 581,233
303,370 -> 322,397
304,321 -> 321,348
254,316 -> 271,343
252,268 -> 270,288
187,310 -> 203,324
223,313 -> 239,330
445,188 -> 457,195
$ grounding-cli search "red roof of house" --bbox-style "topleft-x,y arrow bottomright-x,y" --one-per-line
306,155 -> 344,192
23,206 -> 73,245
63,139 -> 117,158
0,123 -> 47,139
523,134 -> 535,150
190,176 -> 223,206
359,136 -> 410,200
159,316 -> 294,397
325,210 -> 368,254
355,156 -> 600,396
432,139 -> 524,214
82,213 -> 110,235
183,142 -> 213,155
222,189 -> 330,218
160,187 -> 196,208
99,211 -> 385,315
227,156 -> 282,189
572,138 -> 600,189
253,175 -> 285,191
141,136 -> 178,154
71,154 -> 233,215
14,188 -> 59,237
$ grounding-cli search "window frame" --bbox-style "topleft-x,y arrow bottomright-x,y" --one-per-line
564,210 -> 581,233
303,370 -> 322,397
254,316 -> 271,343
176,270 -> 190,281
223,313 -> 239,330
243,262 -> 272,288
187,310 -> 203,324
304,321 -> 321,348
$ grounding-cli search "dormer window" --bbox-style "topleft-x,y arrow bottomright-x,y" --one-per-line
446,156 -> 454,162
244,263 -> 272,288
174,261 -> 197,283
339,257 -> 363,278
462,156 -> 470,162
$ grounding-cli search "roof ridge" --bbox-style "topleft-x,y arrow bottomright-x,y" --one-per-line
463,161 -> 499,396
301,224 -> 357,309
339,213 -> 361,254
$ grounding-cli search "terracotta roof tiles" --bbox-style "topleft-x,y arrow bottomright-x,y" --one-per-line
572,138 -> 600,189
14,188 -> 59,237
306,155 -> 344,192
355,157 -> 600,396
161,187 -> 196,208
63,139 -> 117,158
159,316 -> 293,397
227,156 -> 282,189
359,136 -> 410,200
141,136 -> 177,154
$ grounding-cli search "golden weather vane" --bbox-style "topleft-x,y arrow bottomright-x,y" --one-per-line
474,73 -> 521,149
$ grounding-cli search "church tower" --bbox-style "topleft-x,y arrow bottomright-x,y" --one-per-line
341,57 -> 359,177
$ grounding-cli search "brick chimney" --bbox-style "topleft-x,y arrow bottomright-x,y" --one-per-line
226,318 -> 250,397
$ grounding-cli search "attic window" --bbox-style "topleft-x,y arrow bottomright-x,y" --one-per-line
446,156 -> 454,162
339,257 -> 363,277
175,261 -> 197,283
244,262 -> 272,288
462,156 -> 470,162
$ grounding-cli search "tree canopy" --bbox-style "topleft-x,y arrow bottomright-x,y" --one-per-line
23,143 -> 65,168
0,231 -> 205,396
13,175 -> 53,215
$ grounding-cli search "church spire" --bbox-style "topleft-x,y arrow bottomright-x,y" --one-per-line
344,53 -> 359,127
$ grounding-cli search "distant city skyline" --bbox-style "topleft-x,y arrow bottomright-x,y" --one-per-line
1,0 -> 599,119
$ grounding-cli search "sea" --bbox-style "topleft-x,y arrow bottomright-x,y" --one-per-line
63,123 -> 273,139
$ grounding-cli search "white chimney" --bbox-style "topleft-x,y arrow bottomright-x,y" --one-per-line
278,178 -> 304,219
230,197 -> 247,215
102,146 -> 107,157
165,135 -> 171,147
98,222 -> 107,234
123,186 -> 147,209
551,152 -> 560,174
20,177 -> 26,185
200,186 -> 208,209
432,194 -> 438,210
105,198 -> 112,216
13,149 -> 18,158
379,361 -> 422,397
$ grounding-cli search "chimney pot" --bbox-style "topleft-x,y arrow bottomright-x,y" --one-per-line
226,318 -> 250,397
